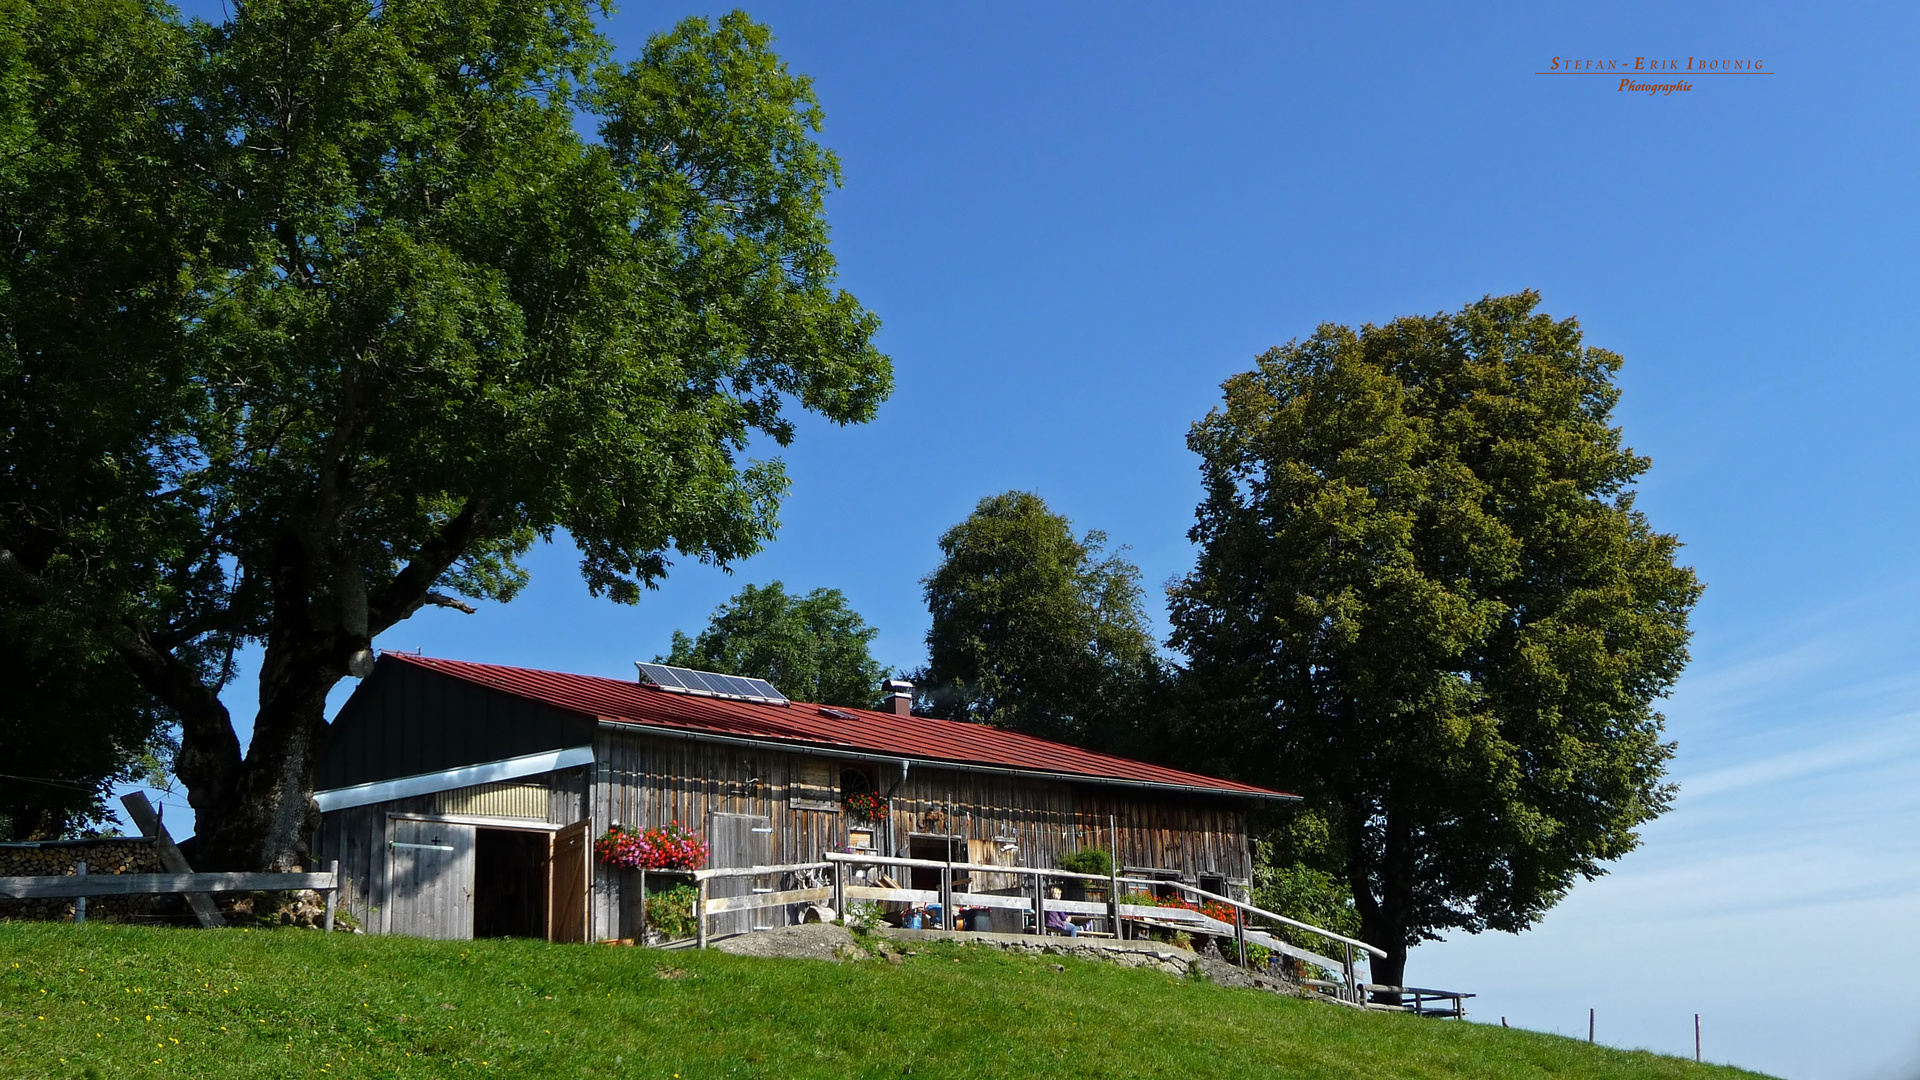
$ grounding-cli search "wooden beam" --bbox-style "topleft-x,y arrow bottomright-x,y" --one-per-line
692,860 -> 833,881
121,792 -> 225,927
701,886 -> 832,915
323,860 -> 338,934
0,871 -> 339,899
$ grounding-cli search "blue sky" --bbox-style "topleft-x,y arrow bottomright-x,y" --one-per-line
147,3 -> 1919,1076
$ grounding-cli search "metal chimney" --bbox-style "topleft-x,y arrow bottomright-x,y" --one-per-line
882,678 -> 914,717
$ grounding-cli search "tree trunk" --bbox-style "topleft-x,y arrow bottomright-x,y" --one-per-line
126,507 -> 485,871
188,633 -> 346,871
1366,941 -> 1409,1005
1345,796 -> 1414,1007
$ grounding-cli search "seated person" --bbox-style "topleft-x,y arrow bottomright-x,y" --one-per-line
1044,885 -> 1082,936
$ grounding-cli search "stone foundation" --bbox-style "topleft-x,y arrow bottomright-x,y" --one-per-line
877,927 -> 1304,994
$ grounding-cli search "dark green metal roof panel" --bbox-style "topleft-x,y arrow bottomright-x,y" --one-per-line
316,656 -> 595,790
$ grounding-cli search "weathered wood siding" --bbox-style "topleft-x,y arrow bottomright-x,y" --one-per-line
588,727 -> 1250,940
313,766 -> 587,933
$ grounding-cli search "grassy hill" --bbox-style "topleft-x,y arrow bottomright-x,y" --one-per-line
2,922 -> 1771,1079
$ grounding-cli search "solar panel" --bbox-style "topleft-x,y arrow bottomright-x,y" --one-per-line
711,673 -> 756,698
634,661 -> 789,705
635,663 -> 689,691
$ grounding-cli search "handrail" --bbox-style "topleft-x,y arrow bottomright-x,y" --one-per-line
692,860 -> 832,881
821,851 -> 1386,959
824,851 -> 1112,880
1152,879 -> 1386,959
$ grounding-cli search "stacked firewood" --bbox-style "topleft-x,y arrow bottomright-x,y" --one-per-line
0,839 -> 165,922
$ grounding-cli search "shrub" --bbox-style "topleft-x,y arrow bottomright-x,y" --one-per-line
1056,848 -> 1112,878
843,900 -> 885,933
645,883 -> 700,941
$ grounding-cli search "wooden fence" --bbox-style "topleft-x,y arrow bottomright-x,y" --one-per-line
652,851 -> 1427,1009
0,860 -> 342,932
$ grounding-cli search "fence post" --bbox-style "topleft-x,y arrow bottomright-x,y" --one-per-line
940,863 -> 952,930
639,868 -> 648,942
73,860 -> 86,925
1234,903 -> 1246,968
831,861 -> 844,922
1032,870 -> 1045,936
696,878 -> 709,949
323,860 -> 338,933
1108,814 -> 1123,940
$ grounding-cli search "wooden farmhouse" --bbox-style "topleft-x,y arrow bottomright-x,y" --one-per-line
313,653 -> 1293,942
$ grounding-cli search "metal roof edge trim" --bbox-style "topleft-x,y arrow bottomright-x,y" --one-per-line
314,746 -> 595,812
595,719 -> 1299,803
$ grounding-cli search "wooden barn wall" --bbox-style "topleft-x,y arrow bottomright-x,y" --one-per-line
313,766 -> 587,932
589,727 -> 1249,940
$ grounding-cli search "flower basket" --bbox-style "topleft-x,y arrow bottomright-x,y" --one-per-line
841,790 -> 888,825
594,821 -> 709,871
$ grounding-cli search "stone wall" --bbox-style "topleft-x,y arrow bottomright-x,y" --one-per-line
0,837 -> 164,922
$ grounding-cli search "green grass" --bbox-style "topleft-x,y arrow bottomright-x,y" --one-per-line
2,922 -> 1773,1080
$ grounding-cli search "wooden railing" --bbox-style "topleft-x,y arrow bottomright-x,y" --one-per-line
811,851 -> 1398,1005
0,860 -> 341,932
687,861 -> 835,949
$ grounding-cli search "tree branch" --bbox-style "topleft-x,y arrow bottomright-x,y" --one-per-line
424,591 -> 477,615
113,620 -> 244,820
0,547 -> 46,594
366,497 -> 492,636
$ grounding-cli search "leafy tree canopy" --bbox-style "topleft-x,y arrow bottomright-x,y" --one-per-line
660,581 -> 886,708
0,0 -> 890,869
0,633 -> 177,841
1167,292 -> 1700,992
920,491 -> 1163,751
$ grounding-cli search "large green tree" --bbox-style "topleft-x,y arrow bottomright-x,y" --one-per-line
661,581 -> 886,708
0,0 -> 214,839
0,0 -> 890,869
920,491 -> 1164,751
1168,293 -> 1700,994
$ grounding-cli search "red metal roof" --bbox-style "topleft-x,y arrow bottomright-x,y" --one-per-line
384,653 -> 1290,801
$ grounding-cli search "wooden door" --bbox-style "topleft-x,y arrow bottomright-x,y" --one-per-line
969,839 -> 1016,893
547,819 -> 590,943
386,819 -> 475,940
707,812 -> 773,937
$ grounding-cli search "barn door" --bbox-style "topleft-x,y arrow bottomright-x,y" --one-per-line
547,819 -> 590,943
707,812 -> 774,937
387,819 -> 476,940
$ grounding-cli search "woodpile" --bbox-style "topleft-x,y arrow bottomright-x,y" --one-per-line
217,889 -> 334,929
0,839 -> 166,923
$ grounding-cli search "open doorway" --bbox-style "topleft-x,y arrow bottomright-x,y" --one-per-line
474,828 -> 549,939
908,834 -> 966,893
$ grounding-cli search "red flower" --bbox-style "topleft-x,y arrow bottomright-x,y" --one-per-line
595,823 -> 709,870
841,791 -> 888,823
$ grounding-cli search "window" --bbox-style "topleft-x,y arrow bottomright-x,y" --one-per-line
789,758 -> 836,810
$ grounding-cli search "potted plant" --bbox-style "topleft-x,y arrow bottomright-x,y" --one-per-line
842,790 -> 887,825
597,821 -> 710,941
1055,848 -> 1113,903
